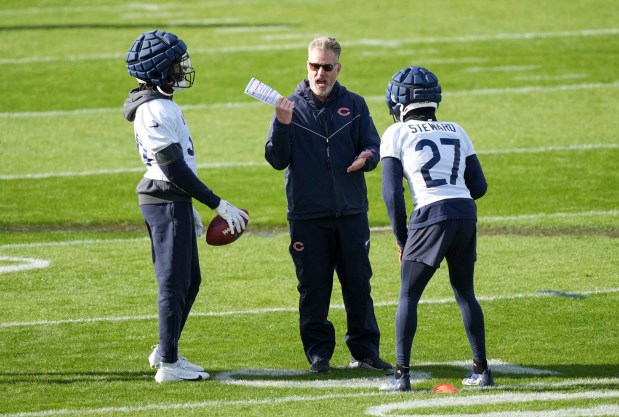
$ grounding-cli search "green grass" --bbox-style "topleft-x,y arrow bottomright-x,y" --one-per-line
0,0 -> 618,415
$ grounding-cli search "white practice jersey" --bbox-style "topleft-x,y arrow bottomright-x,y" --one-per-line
133,98 -> 196,181
380,120 -> 476,209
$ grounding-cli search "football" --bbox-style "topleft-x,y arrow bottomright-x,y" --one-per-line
205,209 -> 249,246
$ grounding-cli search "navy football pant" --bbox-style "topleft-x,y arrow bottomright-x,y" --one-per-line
141,202 -> 202,364
288,214 -> 381,364
396,219 -> 486,366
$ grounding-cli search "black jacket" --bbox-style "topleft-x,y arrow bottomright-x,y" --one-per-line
265,80 -> 380,220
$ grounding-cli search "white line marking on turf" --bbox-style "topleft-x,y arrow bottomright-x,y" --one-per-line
514,73 -> 589,81
479,210 -> 619,222
0,257 -> 50,273
1,384 -> 617,417
477,143 -> 619,155
2,80 -> 618,120
1,143 -> 616,180
365,391 -> 619,417
1,28 -> 616,66
214,368 -> 430,388
372,210 -> 619,232
466,65 -> 540,73
0,161 -> 267,180
0,237 -> 149,250
0,288 -> 616,329
0,100 -> 262,119
491,378 -> 619,390
0,392 -> 390,417
213,369 -> 619,391
415,359 -> 558,375
214,371 -> 619,391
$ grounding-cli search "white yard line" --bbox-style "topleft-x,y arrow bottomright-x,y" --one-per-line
366,391 -> 619,417
0,143 -> 616,180
0,393 -> 389,417
2,80 -> 618,120
1,27 -> 616,65
1,386 -> 617,417
0,288 -> 617,329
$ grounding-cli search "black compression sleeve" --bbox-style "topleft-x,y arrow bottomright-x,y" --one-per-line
381,157 -> 408,247
464,154 -> 488,200
156,143 -> 221,209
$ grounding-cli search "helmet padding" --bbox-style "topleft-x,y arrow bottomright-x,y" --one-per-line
386,66 -> 441,121
126,30 -> 190,88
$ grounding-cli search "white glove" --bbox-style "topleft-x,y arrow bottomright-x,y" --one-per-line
192,207 -> 203,238
215,200 -> 249,234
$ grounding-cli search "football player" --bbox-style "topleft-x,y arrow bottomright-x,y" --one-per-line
122,29 -> 248,383
378,66 -> 492,391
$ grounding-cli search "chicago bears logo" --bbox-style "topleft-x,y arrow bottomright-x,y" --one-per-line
337,107 -> 351,116
292,241 -> 305,252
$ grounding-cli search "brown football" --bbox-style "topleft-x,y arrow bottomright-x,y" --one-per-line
205,209 -> 249,246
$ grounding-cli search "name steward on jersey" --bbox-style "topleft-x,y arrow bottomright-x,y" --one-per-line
406,122 -> 456,134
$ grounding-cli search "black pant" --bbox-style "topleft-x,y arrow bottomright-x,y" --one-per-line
141,202 -> 202,363
288,213 -> 381,364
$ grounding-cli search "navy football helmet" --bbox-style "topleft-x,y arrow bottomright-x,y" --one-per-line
386,66 -> 441,121
126,29 -> 195,89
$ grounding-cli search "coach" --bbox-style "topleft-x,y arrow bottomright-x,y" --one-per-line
264,36 -> 392,373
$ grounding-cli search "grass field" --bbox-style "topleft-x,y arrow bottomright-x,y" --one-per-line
1,0 -> 618,415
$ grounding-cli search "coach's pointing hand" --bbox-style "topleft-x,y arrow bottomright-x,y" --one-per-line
275,96 -> 294,124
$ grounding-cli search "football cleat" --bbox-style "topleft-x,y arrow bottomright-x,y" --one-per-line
149,345 -> 205,372
379,373 -> 411,392
309,358 -> 331,373
349,356 -> 394,371
154,360 -> 210,383
462,368 -> 494,387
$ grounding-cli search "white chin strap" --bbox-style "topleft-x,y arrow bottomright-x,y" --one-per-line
156,86 -> 174,96
399,102 -> 437,122
135,78 -> 174,96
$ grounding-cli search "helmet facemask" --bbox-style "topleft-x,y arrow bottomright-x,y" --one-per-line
169,53 -> 195,90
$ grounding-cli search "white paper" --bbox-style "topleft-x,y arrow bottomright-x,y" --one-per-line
244,77 -> 282,106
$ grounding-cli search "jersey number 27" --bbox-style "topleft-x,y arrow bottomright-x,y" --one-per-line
415,138 -> 461,188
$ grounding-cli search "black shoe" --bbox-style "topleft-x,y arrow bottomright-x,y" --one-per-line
349,356 -> 394,371
309,358 -> 331,373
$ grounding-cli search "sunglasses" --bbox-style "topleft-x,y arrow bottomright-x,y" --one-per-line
308,62 -> 337,72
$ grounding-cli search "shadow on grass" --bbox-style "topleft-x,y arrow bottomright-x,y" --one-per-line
1,364 -> 617,386
0,371 -> 153,384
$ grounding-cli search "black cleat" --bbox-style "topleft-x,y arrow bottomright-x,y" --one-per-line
350,356 -> 394,371
309,358 -> 331,373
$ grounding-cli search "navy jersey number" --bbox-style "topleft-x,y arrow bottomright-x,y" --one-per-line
415,138 -> 461,188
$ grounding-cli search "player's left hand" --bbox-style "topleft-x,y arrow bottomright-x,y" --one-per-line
216,200 -> 250,234
347,151 -> 374,173
193,207 -> 204,238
